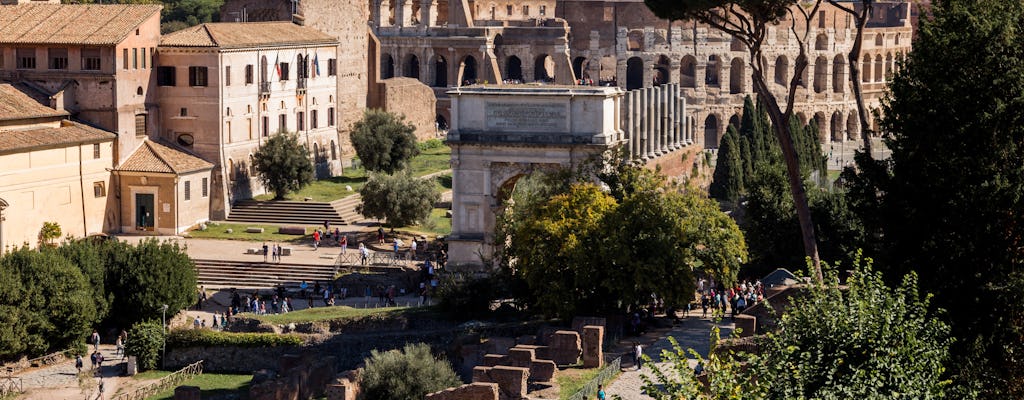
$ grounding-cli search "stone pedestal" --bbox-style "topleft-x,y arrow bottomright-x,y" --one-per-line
549,331 -> 582,365
582,325 -> 604,368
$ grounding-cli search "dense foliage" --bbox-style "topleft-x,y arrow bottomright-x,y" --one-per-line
167,329 -> 304,348
125,321 -> 165,371
360,343 -> 461,400
843,0 -> 1024,395
357,171 -> 440,227
252,132 -> 315,200
350,109 -> 421,174
104,239 -> 198,329
640,257 -> 952,399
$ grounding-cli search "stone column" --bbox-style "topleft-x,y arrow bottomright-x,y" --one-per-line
646,88 -> 656,158
655,86 -> 665,155
632,91 -> 641,158
379,0 -> 392,26
667,84 -> 676,149
371,0 -> 382,27
662,85 -> 671,153
421,0 -> 437,26
396,0 -> 413,27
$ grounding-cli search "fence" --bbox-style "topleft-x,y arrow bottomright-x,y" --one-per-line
566,356 -> 622,400
112,360 -> 204,400
0,372 -> 23,397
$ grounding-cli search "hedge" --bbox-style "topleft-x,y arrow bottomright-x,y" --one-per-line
167,329 -> 304,348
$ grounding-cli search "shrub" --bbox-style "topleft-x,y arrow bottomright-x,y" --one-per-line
418,138 -> 444,151
104,239 -> 197,330
166,329 -> 304,348
361,343 -> 461,400
125,321 -> 164,371
357,171 -> 440,227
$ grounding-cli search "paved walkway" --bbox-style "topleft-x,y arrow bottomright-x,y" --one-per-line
605,312 -> 734,399
16,344 -> 135,400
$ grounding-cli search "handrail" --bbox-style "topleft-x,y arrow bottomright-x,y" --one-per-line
112,360 -> 204,400
566,356 -> 622,400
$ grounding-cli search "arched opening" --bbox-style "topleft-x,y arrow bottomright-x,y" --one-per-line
814,112 -> 827,137
874,33 -> 884,46
461,55 -> 477,85
432,55 -> 448,87
862,55 -> 872,83
813,56 -> 828,93
874,54 -> 883,82
815,33 -> 828,51
774,56 -> 789,87
706,55 -> 720,87
832,54 -> 846,93
704,114 -> 720,149
654,55 -> 670,86
680,55 -> 696,88
885,52 -> 893,80
404,54 -> 420,79
627,30 -> 644,51
625,57 -> 644,90
847,110 -> 859,141
136,86 -> 143,95
227,158 -> 236,181
830,111 -> 843,143
436,114 -> 448,131
729,57 -> 744,94
249,154 -> 257,175
796,60 -> 809,88
506,56 -> 523,82
729,114 -> 741,130
795,112 -> 808,126
260,56 -> 268,82
533,54 -> 554,82
381,54 -> 395,79
730,36 -> 744,52
572,56 -> 588,82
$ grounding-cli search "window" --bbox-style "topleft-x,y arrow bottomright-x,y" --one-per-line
247,118 -> 253,140
81,48 -> 101,70
0,52 -> 4,68
297,111 -> 305,131
157,66 -> 176,86
818,10 -> 826,28
327,59 -> 337,76
122,48 -> 128,69
279,114 -> 287,131
225,121 -> 231,143
540,5 -> 546,16
201,177 -> 209,197
262,116 -> 269,137
506,4 -> 512,15
141,48 -> 147,69
17,48 -> 36,69
245,64 -> 254,84
189,66 -> 208,86
522,5 -> 529,15
311,110 -> 318,129
93,143 -> 101,159
225,66 -> 231,86
48,48 -> 68,70
132,48 -> 137,69
328,107 -> 335,126
280,62 -> 290,80
135,114 -> 147,137
331,140 -> 337,160
184,181 -> 191,201
180,108 -> 188,117
150,47 -> 155,69
93,182 -> 106,198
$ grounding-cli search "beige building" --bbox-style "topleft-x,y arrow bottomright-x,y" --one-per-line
113,140 -> 214,235
157,22 -> 341,218
0,3 -> 163,163
0,84 -> 116,251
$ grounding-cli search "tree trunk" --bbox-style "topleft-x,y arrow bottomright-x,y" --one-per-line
847,3 -> 874,157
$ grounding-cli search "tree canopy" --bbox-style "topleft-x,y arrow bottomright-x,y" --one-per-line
350,109 -> 421,174
252,132 -> 315,200
360,343 -> 461,400
357,171 -> 440,227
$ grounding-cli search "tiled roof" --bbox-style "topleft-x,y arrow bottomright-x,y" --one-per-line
0,4 -> 161,46
0,121 -> 114,155
0,83 -> 67,121
116,139 -> 213,174
160,22 -> 337,49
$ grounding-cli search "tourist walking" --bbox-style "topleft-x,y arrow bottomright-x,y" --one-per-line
597,384 -> 606,400
359,243 -> 369,265
90,330 -> 100,352
377,226 -> 385,244
634,342 -> 643,370
262,242 -> 269,262
75,354 -> 83,373
340,234 -> 348,253
115,336 -> 123,356
313,230 -> 320,250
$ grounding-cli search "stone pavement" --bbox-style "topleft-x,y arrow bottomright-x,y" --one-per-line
605,312 -> 734,399
17,344 -> 133,400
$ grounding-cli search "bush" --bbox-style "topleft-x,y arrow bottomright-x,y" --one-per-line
357,171 -> 440,227
361,343 -> 461,400
125,321 -> 164,371
104,239 -> 197,330
418,138 -> 444,151
166,329 -> 304,348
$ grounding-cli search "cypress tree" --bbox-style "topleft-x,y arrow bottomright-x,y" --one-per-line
709,126 -> 744,203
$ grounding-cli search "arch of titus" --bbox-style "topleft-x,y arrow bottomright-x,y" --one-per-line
446,85 -> 688,269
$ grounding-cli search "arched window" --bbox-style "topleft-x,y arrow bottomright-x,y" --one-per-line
862,56 -> 872,83
874,54 -> 883,82
627,30 -> 644,51
885,52 -> 893,80
706,55 -> 720,87
815,33 -> 828,51
534,54 -> 553,82
381,54 -> 395,79
625,57 -> 643,90
136,86 -> 143,95
461,55 -> 477,85
227,158 -> 236,181
830,112 -> 843,143
704,115 -> 720,149
506,56 -> 523,82
774,56 -> 789,86
680,55 -> 696,88
432,55 -> 448,87
832,54 -> 845,93
813,56 -> 828,93
729,57 -> 744,94
404,54 -> 420,79
330,140 -> 337,160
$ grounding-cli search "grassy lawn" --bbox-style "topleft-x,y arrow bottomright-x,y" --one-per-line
253,145 -> 451,203
134,371 -> 251,400
246,305 -> 410,324
183,222 -> 310,242
403,208 -> 451,236
557,366 -> 605,400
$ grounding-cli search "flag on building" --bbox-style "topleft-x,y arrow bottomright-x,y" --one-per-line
313,53 -> 320,78
274,54 -> 281,79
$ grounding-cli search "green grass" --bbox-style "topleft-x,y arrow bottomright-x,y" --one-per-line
246,305 -> 410,324
403,208 -> 451,236
254,145 -> 451,202
142,373 -> 251,400
557,366 -> 605,400
183,222 -> 310,242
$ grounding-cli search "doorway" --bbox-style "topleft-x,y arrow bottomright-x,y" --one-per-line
135,193 -> 155,231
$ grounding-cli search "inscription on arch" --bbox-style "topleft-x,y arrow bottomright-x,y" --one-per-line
485,102 -> 567,132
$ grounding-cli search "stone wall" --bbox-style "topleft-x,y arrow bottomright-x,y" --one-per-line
375,77 -> 439,142
248,352 -> 338,400
426,382 -> 499,400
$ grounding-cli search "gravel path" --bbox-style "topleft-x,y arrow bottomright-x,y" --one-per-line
17,344 -> 131,400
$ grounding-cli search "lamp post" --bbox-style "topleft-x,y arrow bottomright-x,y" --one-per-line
161,304 -> 168,370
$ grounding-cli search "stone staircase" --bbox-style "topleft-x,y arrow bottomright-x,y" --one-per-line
194,259 -> 338,289
331,195 -> 368,225
226,200 -> 347,226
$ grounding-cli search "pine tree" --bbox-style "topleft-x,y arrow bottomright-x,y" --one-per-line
709,126 -> 744,203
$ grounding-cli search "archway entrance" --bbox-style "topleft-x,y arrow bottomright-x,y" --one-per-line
626,57 -> 643,90
704,114 -> 719,149
432,55 -> 448,87
534,54 -> 554,82
404,54 -> 420,79
381,54 -> 395,79
506,56 -> 523,82
461,55 -> 477,85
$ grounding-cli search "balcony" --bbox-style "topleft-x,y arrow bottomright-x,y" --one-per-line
259,81 -> 271,98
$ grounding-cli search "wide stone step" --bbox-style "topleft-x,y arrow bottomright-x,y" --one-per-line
228,200 -> 348,226
194,259 -> 337,289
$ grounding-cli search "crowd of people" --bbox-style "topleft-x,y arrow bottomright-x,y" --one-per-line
697,278 -> 765,319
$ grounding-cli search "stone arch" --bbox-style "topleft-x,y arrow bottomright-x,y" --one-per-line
704,114 -> 720,149
706,55 -> 720,87
730,36 -> 744,52
862,55 -> 872,83
654,55 -> 670,86
832,54 -> 846,93
533,54 -> 554,82
227,158 -> 236,181
795,111 -> 808,126
506,55 -> 523,81
627,30 -> 644,51
404,53 -> 420,79
626,56 -> 644,90
572,56 -> 588,81
461,55 -> 478,84
874,53 -> 883,82
847,110 -> 859,141
796,60 -> 809,88
830,111 -> 843,142
815,33 -> 828,51
874,33 -> 884,46
431,54 -> 448,87
436,114 -> 448,130
679,55 -> 696,88
813,55 -> 828,93
885,52 -> 893,80
381,53 -> 395,79
813,112 -> 827,136
775,55 -> 790,87
728,114 -> 741,130
729,57 -> 744,94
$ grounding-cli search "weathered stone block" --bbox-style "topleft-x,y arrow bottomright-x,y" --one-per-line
484,337 -> 516,355
472,366 -> 492,383
528,359 -> 556,382
582,325 -> 604,368
173,385 -> 201,400
507,348 -> 534,368
279,226 -> 305,235
572,317 -> 607,334
482,354 -> 507,367
426,382 -> 499,400
490,366 -> 529,400
125,356 -> 138,376
246,227 -> 265,233
515,335 -> 536,345
549,331 -> 582,365
734,314 -> 756,337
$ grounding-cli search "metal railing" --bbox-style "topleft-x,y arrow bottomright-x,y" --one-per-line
112,360 -> 203,400
566,356 -> 622,400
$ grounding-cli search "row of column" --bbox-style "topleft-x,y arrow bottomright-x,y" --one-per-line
622,84 -> 691,160
374,0 -> 439,28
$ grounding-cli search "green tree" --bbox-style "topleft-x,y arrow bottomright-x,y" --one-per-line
640,256 -> 952,399
53,239 -> 112,323
252,132 -> 315,200
845,0 -> 1024,395
350,109 -> 420,174
360,343 -> 461,400
125,321 -> 164,371
357,171 -> 440,227
709,126 -> 744,203
104,239 -> 197,330
38,221 -> 61,247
